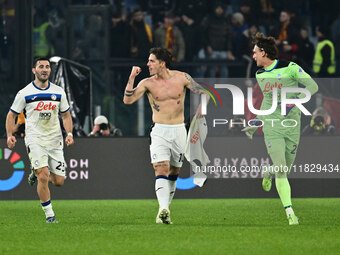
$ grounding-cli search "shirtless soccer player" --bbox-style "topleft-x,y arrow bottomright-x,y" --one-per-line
123,47 -> 205,224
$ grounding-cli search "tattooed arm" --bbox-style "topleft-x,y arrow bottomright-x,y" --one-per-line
184,72 -> 210,117
184,72 -> 204,94
123,66 -> 148,104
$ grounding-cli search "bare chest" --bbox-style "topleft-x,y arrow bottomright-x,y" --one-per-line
148,80 -> 185,101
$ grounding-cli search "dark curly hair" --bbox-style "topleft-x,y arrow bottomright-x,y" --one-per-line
149,47 -> 172,68
253,32 -> 278,60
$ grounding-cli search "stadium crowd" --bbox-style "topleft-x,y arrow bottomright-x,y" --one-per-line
30,0 -> 340,78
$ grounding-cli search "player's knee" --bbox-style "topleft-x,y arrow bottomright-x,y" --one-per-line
37,174 -> 49,185
36,168 -> 49,184
51,175 -> 65,186
153,161 -> 170,175
169,166 -> 180,175
54,181 -> 64,187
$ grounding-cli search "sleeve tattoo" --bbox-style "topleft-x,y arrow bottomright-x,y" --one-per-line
184,73 -> 202,94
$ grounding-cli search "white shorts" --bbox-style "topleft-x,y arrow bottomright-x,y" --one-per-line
149,123 -> 187,168
26,144 -> 66,176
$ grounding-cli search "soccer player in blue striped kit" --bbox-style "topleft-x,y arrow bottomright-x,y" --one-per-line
6,57 -> 74,223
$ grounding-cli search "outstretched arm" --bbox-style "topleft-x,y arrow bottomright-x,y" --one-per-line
123,66 -> 148,104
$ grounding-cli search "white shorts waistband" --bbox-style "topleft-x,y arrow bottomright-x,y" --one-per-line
154,123 -> 185,128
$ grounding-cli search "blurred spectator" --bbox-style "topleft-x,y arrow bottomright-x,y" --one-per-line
239,0 -> 257,25
331,15 -> 340,77
269,9 -> 300,61
129,9 -> 153,60
258,0 -> 276,31
110,12 -> 130,58
296,26 -> 314,72
231,12 -> 248,60
239,24 -> 259,78
199,2 -> 234,77
177,0 -> 208,25
33,6 -> 55,58
310,0 -> 338,37
177,12 -> 201,61
72,14 -> 105,60
88,115 -> 123,137
154,12 -> 185,62
0,0 -> 15,78
85,14 -> 105,59
302,107 -> 337,136
313,26 -> 336,77
239,24 -> 259,57
46,9 -> 67,57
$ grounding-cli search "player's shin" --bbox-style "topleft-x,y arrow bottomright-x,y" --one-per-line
168,175 -> 178,206
275,172 -> 293,215
41,200 -> 55,218
155,176 -> 170,210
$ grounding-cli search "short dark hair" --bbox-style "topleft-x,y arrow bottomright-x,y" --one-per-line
149,47 -> 172,68
33,57 -> 51,68
253,32 -> 278,60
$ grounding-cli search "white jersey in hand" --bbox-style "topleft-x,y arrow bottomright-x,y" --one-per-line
10,81 -> 70,149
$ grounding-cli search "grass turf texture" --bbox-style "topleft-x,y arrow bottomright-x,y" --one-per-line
0,198 -> 339,255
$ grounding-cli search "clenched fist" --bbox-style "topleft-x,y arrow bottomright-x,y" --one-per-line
130,66 -> 141,78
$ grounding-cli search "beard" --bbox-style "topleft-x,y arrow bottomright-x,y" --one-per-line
37,73 -> 50,83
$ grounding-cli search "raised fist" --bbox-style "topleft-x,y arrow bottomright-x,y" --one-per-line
130,66 -> 141,78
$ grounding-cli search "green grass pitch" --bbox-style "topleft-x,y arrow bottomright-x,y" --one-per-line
0,198 -> 339,255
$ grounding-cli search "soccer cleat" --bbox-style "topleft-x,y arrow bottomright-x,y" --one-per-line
46,216 -> 58,223
262,165 -> 272,192
156,210 -> 162,224
28,169 -> 37,186
287,214 -> 299,225
158,209 -> 172,224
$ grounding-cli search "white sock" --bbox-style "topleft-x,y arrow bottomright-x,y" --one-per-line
285,206 -> 295,217
41,200 -> 54,218
168,175 -> 178,206
155,176 -> 170,210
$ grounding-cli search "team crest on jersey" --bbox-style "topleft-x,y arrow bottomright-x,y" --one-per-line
51,94 -> 57,100
277,74 -> 282,80
152,154 -> 157,160
34,160 -> 39,166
